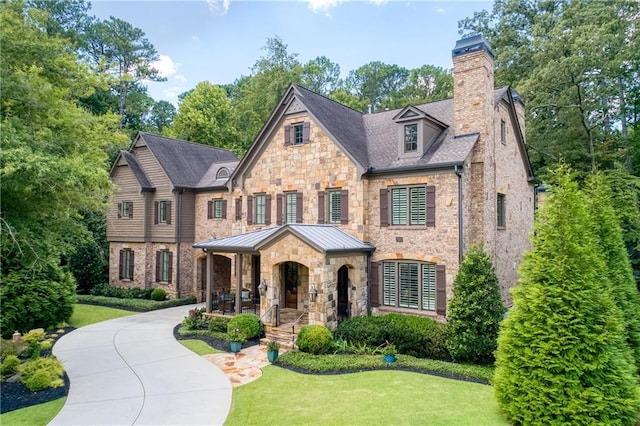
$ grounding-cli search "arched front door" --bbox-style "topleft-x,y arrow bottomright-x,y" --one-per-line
337,265 -> 349,321
283,262 -> 299,309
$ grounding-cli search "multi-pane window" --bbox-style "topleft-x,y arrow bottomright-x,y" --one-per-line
119,249 -> 134,280
382,261 -> 436,311
293,123 -> 304,145
159,201 -> 168,223
285,193 -> 297,224
404,124 -> 418,152
328,191 -> 341,224
157,250 -> 172,282
213,200 -> 223,218
255,194 -> 266,224
119,201 -> 132,218
391,187 -> 425,226
497,193 -> 506,228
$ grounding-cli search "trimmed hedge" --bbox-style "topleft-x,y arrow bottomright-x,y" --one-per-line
89,283 -> 153,300
76,294 -> 197,311
296,325 -> 333,354
227,314 -> 263,340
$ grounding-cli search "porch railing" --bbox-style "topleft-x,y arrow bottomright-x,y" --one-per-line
290,308 -> 308,348
259,304 -> 279,327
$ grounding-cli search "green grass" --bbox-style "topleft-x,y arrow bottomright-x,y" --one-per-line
76,294 -> 196,311
0,397 -> 66,426
68,303 -> 135,328
225,366 -> 506,425
178,339 -> 221,355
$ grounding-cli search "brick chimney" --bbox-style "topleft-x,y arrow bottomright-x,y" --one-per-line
452,34 -> 495,140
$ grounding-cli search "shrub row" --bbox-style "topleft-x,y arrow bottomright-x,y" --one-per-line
76,294 -> 196,311
335,314 -> 450,361
90,283 -> 154,300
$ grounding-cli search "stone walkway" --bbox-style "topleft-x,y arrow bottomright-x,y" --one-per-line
202,344 -> 287,387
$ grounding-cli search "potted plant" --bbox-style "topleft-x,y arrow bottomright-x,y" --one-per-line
266,339 -> 281,362
227,328 -> 246,353
383,343 -> 396,363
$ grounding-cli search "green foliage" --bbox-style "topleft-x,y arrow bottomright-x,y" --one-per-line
89,283 -> 153,299
182,307 -> 208,330
67,212 -> 109,293
76,295 -> 196,311
0,339 -> 27,360
382,314 -> 450,361
18,356 -> 65,392
208,316 -> 230,333
0,261 -> 76,339
494,165 -> 640,425
446,245 -> 505,364
1,355 -> 21,377
21,329 -> 45,345
150,288 -> 167,301
266,339 -> 281,351
226,328 -> 246,343
296,325 -> 333,355
177,326 -> 226,341
227,314 -> 263,340
335,315 -> 386,347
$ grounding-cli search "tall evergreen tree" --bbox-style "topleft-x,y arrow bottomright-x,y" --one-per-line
446,245 -> 505,364
494,165 -> 639,424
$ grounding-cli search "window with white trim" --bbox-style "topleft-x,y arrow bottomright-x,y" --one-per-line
157,250 -> 172,283
159,201 -> 168,223
285,193 -> 297,224
404,123 -> 418,153
382,261 -> 436,311
255,194 -> 266,224
119,249 -> 134,280
328,190 -> 342,224
118,201 -> 132,218
391,187 -> 425,226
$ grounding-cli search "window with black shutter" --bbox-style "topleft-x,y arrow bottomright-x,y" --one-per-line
379,260 -> 443,313
382,185 -> 435,227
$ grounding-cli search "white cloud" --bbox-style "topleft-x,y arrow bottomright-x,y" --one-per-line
175,74 -> 188,83
307,0 -> 340,14
162,86 -> 188,105
370,0 -> 387,5
206,0 -> 230,15
152,55 -> 180,78
434,6 -> 445,14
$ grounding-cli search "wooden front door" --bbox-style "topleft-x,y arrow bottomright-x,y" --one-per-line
337,265 -> 349,321
283,262 -> 298,309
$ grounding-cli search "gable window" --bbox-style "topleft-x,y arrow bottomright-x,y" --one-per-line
497,193 -> 506,228
207,199 -> 227,219
404,124 -> 418,153
156,250 -> 173,283
119,249 -> 134,280
216,168 -> 229,179
154,201 -> 171,224
284,122 -> 310,146
382,261 -> 437,311
118,201 -> 132,219
380,186 -> 435,227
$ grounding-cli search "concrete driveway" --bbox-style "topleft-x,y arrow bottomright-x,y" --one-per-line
50,304 -> 232,425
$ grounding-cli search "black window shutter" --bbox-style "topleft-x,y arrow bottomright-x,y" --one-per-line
426,186 -> 436,227
129,251 -> 135,278
436,264 -> 446,315
317,191 -> 325,224
284,125 -> 291,146
235,198 -> 242,221
119,250 -> 124,279
247,196 -> 253,225
168,252 -> 173,284
303,122 -> 310,143
117,203 -> 122,218
155,251 -> 161,282
222,200 -> 227,219
129,202 -> 133,218
370,261 -> 380,307
154,202 -> 159,224
265,194 -> 272,225
340,190 -> 349,224
166,201 -> 172,224
207,200 -> 213,219
276,194 -> 283,225
379,188 -> 389,227
296,192 -> 303,223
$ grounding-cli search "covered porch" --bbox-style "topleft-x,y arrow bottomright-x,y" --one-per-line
193,224 -> 375,331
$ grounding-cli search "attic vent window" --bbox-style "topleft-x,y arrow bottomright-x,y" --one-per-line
216,168 -> 229,179
404,124 -> 418,153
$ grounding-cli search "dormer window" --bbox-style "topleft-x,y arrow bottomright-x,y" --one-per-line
404,124 -> 418,153
216,168 -> 229,179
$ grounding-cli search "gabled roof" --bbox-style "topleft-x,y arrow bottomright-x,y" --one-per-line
194,224 -> 375,255
136,132 -> 239,189
120,151 -> 154,191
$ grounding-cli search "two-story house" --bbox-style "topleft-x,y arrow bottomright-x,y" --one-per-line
107,35 -> 535,331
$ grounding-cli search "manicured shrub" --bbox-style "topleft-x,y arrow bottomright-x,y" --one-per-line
227,314 -> 263,340
90,283 -> 126,298
335,316 -> 386,347
19,356 -> 65,392
1,355 -> 20,377
296,325 -> 333,354
22,329 -> 46,345
126,287 -> 154,300
76,294 -> 197,311
0,260 -> 75,339
382,314 -> 450,361
494,166 -> 640,424
446,245 -> 505,364
182,307 -> 208,330
150,288 -> 167,301
208,316 -> 230,333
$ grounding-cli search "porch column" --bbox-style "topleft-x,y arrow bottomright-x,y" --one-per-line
205,251 -> 213,313
235,253 -> 243,315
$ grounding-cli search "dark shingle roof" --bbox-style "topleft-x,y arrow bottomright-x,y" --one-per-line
138,133 -> 239,188
121,151 -> 154,190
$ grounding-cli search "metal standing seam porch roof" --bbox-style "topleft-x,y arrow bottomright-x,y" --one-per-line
193,224 -> 375,255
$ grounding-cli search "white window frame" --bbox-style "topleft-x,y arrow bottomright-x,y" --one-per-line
390,186 -> 426,226
382,261 -> 436,311
285,192 -> 297,224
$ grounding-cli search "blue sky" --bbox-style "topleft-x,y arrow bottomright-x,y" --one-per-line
90,0 -> 492,104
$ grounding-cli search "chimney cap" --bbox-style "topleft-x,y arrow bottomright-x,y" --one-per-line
452,33 -> 495,59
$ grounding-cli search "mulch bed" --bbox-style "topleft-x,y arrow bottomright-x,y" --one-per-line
1,327 -> 75,414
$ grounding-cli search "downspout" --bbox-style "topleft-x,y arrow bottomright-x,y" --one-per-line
454,165 -> 464,264
176,189 -> 184,298
366,251 -> 372,316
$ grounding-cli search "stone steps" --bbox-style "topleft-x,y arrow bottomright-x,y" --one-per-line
262,310 -> 308,349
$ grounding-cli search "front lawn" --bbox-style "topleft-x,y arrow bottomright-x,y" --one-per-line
225,366 -> 506,425
68,303 -> 135,328
0,397 -> 66,426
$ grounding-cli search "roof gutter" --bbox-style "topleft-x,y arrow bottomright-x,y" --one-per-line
364,161 -> 465,177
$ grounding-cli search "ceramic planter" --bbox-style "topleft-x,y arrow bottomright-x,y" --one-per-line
267,349 -> 279,362
230,341 -> 242,353
384,354 -> 396,363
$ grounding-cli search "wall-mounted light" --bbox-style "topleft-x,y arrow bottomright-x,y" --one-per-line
258,279 -> 267,297
309,284 -> 318,303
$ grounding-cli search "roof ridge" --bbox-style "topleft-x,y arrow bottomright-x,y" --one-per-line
139,132 -> 235,154
292,84 -> 365,115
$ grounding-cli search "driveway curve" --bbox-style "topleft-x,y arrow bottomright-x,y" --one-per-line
51,304 -> 231,425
